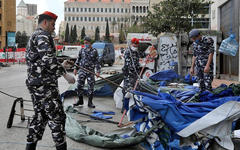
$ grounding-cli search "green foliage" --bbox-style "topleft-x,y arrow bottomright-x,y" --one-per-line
144,0 -> 211,36
81,26 -> 86,40
104,20 -> 111,42
119,24 -> 125,44
16,31 -> 29,48
69,26 -> 73,43
95,26 -> 100,41
73,25 -> 77,42
65,23 -> 69,42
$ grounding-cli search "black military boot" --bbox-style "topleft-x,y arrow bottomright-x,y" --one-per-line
73,95 -> 83,106
26,142 -> 37,150
88,95 -> 95,108
56,142 -> 67,150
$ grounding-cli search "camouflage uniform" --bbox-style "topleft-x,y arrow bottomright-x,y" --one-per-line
122,46 -> 141,92
25,28 -> 66,146
74,47 -> 100,97
193,36 -> 214,92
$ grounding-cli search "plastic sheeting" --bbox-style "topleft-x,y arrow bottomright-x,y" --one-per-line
149,70 -> 179,81
65,105 -> 155,148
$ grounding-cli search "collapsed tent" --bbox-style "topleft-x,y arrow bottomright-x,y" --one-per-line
65,105 -> 156,148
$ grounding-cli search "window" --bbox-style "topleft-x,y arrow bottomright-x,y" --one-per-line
113,8 -> 115,13
68,17 -> 71,21
65,17 -> 67,21
81,17 -> 83,21
97,8 -> 99,12
97,17 -> 99,21
113,17 -> 115,21
85,8 -> 87,12
89,8 -> 91,12
76,17 -> 79,21
117,8 -> 119,13
105,17 -> 107,21
85,17 -> 87,21
132,6 -> 135,13
125,8 -> 128,13
72,16 -> 75,21
93,17 -> 95,21
65,8 -> 67,12
101,17 -> 103,21
77,8 -> 79,12
68,8 -> 71,12
105,8 -> 107,13
81,8 -> 83,12
109,8 -> 111,12
72,7 -> 75,12
122,0 -> 124,2
0,27 -> 1,35
89,17 -> 91,21
109,17 -> 111,22
101,8 -> 103,12
0,1 -> 1,8
93,8 -> 95,12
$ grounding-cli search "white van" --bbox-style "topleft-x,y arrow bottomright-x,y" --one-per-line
61,45 -> 82,60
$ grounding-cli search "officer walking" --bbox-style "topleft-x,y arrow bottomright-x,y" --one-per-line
189,29 -> 214,92
73,37 -> 101,108
25,11 -> 75,150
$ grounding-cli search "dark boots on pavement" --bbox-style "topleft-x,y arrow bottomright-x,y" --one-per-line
88,95 -> 95,108
73,95 -> 83,106
26,142 -> 37,150
56,142 -> 67,150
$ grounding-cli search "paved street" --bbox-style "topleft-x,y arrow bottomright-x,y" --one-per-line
0,64 -> 141,150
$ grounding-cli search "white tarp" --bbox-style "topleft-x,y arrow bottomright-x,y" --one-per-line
177,101 -> 240,150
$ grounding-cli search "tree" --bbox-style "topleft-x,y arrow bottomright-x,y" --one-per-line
16,31 -> 22,46
17,31 -> 28,48
144,0 -> 211,36
95,26 -> 100,41
73,25 -> 77,42
69,26 -> 74,43
104,19 -> 110,42
65,23 -> 69,43
119,24 -> 125,44
81,26 -> 86,40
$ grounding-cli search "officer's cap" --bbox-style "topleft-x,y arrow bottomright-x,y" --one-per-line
131,38 -> 139,44
84,36 -> 92,42
189,29 -> 200,38
40,11 -> 58,20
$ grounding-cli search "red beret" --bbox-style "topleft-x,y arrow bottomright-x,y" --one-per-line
131,38 -> 139,44
42,11 -> 58,20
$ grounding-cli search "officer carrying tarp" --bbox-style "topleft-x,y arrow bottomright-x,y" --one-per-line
73,36 -> 101,108
25,11 -> 75,150
189,29 -> 214,92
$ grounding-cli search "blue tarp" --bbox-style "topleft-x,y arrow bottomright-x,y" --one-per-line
149,70 -> 179,81
131,91 -> 240,132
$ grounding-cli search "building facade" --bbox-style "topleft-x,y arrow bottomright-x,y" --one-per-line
0,0 -> 16,48
210,0 -> 240,78
63,0 -> 149,38
26,3 -> 37,16
16,0 -> 36,36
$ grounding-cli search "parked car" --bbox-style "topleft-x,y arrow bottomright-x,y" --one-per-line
92,42 -> 115,66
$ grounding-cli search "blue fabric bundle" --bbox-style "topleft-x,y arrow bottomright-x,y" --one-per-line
149,70 -> 179,81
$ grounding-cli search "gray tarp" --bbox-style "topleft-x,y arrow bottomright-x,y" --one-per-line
65,106 -> 155,148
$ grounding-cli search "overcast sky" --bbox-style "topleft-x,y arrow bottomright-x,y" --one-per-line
16,0 -> 67,34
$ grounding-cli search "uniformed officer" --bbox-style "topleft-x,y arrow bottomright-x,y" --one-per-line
73,37 -> 101,108
25,11 -> 75,150
121,38 -> 141,112
189,29 -> 214,92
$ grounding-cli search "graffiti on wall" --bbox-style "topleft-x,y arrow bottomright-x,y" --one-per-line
157,36 -> 178,71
